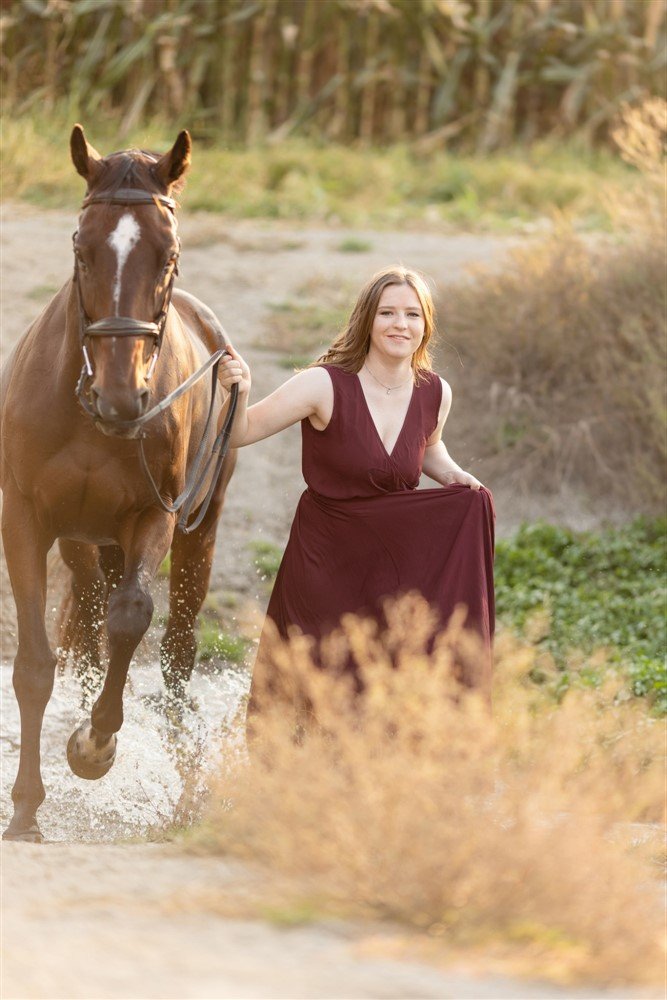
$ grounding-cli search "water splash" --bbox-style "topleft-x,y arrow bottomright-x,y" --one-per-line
0,661 -> 249,842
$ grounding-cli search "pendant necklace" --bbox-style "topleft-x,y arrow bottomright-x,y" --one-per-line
364,363 -> 413,395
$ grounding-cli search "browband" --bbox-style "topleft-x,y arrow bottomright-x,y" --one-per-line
82,188 -> 176,210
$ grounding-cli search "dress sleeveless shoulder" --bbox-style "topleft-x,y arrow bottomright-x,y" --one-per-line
253,362 -> 495,695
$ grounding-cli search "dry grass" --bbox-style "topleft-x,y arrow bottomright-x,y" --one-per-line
438,207 -> 665,513
193,597 -> 665,988
437,97 -> 666,513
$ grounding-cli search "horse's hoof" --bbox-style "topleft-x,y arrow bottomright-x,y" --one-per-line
67,723 -> 117,780
2,824 -> 43,843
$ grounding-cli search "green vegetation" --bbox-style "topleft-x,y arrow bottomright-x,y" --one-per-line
197,618 -> 249,665
4,1 -> 663,148
248,539 -> 284,582
495,518 -> 667,712
336,238 -> 373,254
1,115 -> 645,231
27,282 -> 59,301
157,553 -> 171,579
261,296 -> 348,356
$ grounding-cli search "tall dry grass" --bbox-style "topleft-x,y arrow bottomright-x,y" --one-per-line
196,596 -> 665,987
437,98 -> 666,512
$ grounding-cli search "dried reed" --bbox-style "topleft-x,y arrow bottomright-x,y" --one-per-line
197,595 -> 665,987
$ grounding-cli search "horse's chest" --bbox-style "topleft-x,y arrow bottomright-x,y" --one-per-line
29,446 -> 155,541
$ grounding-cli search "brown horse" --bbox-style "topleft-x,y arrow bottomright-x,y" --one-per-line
0,126 -> 237,842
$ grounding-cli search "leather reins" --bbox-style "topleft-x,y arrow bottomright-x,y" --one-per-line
72,186 -> 238,535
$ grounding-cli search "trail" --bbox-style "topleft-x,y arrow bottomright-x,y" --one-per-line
1,207 -> 650,1000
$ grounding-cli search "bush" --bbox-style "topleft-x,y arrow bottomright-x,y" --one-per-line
195,598 -> 664,988
438,217 -> 666,512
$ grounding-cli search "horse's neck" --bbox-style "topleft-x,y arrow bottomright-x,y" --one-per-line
55,281 -> 86,385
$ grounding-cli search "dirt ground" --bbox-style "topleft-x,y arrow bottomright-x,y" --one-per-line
0,205 -> 651,1000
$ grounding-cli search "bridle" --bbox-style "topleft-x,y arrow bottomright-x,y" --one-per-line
72,186 -> 238,535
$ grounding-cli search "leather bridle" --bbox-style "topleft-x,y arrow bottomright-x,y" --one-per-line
72,186 -> 238,534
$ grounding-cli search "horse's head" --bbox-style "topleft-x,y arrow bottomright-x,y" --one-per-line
70,124 -> 191,430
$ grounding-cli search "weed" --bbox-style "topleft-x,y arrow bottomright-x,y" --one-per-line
197,619 -> 249,665
157,554 -> 171,579
2,116 -> 643,231
197,597 -> 664,988
336,237 -> 373,253
248,540 -> 283,582
496,518 -> 667,711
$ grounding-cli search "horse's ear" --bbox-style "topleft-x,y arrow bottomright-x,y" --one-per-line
70,124 -> 103,182
154,130 -> 191,189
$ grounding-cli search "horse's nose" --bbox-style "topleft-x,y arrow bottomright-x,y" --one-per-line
91,388 -> 148,422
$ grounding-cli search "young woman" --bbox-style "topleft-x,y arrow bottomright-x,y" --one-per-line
220,266 -> 495,698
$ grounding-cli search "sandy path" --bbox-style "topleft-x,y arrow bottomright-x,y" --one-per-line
1,844 -> 655,1000
1,206 -> 649,1000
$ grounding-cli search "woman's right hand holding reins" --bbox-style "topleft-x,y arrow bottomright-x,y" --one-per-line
220,343 -> 251,396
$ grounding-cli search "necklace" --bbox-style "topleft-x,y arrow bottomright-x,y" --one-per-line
364,362 -> 413,395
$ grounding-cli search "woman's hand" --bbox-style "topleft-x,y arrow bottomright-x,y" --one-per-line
219,343 -> 251,396
422,440 -> 485,491
445,469 -> 484,491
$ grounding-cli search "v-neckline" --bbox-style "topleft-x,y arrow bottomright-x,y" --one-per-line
355,373 -> 416,459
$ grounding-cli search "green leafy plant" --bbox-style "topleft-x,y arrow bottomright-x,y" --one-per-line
495,518 -> 667,711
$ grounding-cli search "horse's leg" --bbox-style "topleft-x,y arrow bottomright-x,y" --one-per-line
160,454 -> 237,700
2,487 -> 56,841
66,509 -> 174,780
58,540 -> 106,688
99,543 -> 124,591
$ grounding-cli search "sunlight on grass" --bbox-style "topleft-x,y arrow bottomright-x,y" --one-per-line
1,115 -> 642,231
190,595 -> 664,988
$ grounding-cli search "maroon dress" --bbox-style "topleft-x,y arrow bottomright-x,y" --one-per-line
254,364 -> 495,691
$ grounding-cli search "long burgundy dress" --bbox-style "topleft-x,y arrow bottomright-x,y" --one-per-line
252,364 -> 495,694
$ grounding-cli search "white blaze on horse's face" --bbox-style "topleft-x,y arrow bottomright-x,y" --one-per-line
107,213 -> 141,314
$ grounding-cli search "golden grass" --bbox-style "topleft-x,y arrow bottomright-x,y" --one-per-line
438,214 -> 665,512
437,97 -> 666,513
193,596 -> 665,988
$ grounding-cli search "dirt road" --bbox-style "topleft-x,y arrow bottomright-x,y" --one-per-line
1,206 -> 648,1000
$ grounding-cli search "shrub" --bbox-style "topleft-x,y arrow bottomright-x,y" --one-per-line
195,597 -> 664,988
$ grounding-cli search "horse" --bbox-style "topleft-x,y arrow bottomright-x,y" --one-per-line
0,125 -> 238,842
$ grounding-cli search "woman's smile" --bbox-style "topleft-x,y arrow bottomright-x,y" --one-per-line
370,285 -> 425,364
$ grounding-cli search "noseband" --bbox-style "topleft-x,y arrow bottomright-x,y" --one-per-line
71,186 -> 238,534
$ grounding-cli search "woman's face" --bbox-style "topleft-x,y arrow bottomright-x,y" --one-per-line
369,283 -> 425,362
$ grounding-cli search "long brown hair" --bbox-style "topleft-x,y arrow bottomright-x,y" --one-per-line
313,266 -> 436,381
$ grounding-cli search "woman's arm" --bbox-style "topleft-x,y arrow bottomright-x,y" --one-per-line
421,378 -> 484,490
219,345 -> 332,447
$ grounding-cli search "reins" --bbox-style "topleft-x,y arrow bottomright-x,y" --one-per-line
73,185 -> 238,535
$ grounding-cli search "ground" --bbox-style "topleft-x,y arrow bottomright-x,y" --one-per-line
0,205 -> 652,1000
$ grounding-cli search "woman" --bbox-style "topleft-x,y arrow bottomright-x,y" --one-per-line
220,266 -> 495,700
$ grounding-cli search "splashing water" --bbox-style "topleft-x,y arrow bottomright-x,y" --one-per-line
0,661 -> 249,843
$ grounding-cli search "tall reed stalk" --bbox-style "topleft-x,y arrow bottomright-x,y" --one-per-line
2,0 -> 664,146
